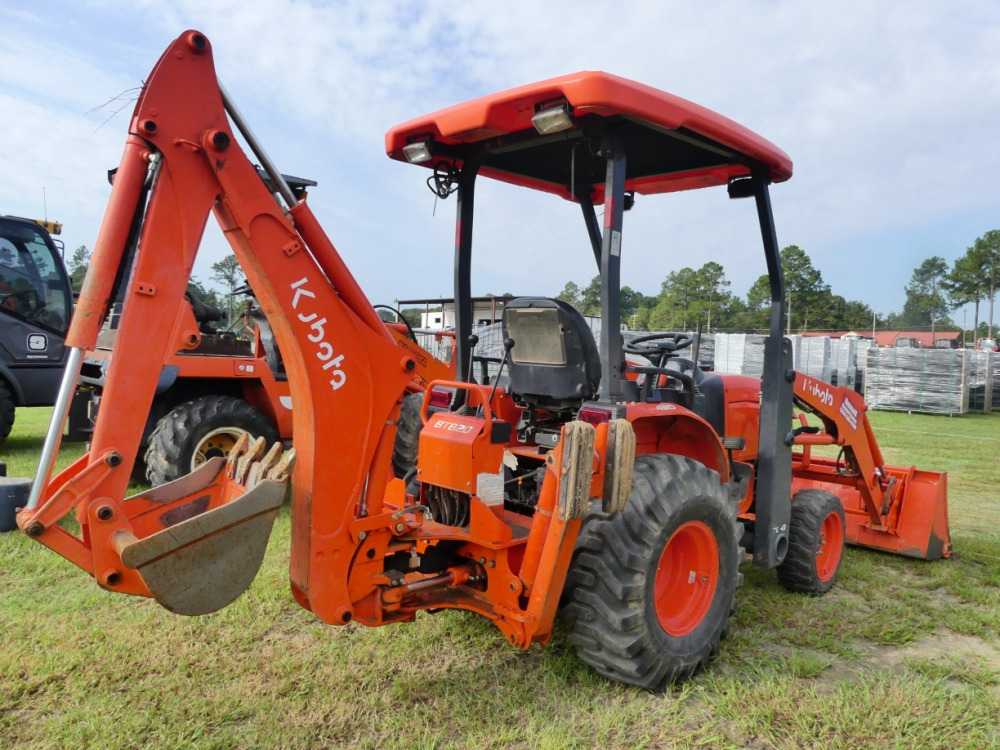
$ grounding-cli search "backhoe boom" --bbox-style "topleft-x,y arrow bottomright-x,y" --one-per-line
17,32 -> 591,646
18,31 -> 427,621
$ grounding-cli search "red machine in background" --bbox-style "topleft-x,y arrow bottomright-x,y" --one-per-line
74,292 -> 294,486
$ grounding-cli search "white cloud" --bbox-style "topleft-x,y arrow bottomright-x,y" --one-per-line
1,0 -> 997,316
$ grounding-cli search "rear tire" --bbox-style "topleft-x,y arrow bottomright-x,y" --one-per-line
776,489 -> 846,595
145,395 -> 278,487
561,454 -> 741,689
0,380 -> 15,447
392,392 -> 424,479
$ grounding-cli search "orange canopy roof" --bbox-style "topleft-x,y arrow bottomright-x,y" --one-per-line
386,71 -> 792,202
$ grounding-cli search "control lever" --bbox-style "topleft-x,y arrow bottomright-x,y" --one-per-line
465,333 -> 479,384
484,337 -> 515,410
455,334 -> 480,414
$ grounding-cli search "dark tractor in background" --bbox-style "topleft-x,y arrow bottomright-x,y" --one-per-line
0,215 -> 77,446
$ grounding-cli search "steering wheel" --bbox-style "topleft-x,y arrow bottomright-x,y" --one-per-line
623,332 -> 694,366
624,332 -> 701,405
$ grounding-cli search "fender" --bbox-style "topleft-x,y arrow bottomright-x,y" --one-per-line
627,404 -> 730,482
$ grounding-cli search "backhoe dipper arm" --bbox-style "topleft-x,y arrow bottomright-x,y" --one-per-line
18,31 -> 417,622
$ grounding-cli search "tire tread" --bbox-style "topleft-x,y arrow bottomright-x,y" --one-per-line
561,454 -> 742,690
0,380 -> 15,446
776,489 -> 845,595
145,395 -> 277,486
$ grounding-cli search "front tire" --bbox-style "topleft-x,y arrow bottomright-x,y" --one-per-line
561,454 -> 742,689
0,380 -> 14,447
776,489 -> 846,595
145,395 -> 278,487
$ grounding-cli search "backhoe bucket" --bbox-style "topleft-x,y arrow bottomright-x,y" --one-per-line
113,439 -> 292,615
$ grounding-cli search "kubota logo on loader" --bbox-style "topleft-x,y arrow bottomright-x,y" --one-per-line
800,376 -> 833,407
291,277 -> 347,390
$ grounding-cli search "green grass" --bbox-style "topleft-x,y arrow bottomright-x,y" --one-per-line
2,406 -> 999,748
1,407 -> 87,478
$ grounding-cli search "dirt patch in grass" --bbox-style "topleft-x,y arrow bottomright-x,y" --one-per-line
770,629 -> 1000,696
871,631 -> 1000,705
867,631 -> 1000,674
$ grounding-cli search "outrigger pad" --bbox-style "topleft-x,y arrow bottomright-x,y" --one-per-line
118,479 -> 286,615
603,419 -> 636,515
0,477 -> 31,533
558,421 -> 596,521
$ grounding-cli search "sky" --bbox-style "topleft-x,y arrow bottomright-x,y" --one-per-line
1,1 -> 998,325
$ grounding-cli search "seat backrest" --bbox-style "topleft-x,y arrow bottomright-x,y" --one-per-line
694,368 -> 726,437
501,298 -> 601,409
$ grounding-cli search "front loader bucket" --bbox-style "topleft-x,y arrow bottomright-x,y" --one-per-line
876,466 -> 951,560
793,458 -> 951,560
112,439 -> 293,615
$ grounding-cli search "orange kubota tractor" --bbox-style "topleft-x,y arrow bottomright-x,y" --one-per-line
12,31 -> 949,690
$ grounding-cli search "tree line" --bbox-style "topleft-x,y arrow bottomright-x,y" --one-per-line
557,245 -> 877,333
557,232 -> 1000,337
900,229 -> 1000,339
65,229 -> 1000,340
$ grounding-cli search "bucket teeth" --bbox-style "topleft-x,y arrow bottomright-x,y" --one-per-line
235,436 -> 267,484
223,434 -> 296,489
247,442 -> 283,489
227,439 -> 295,488
267,448 -> 297,483
246,462 -> 263,488
226,432 -> 251,476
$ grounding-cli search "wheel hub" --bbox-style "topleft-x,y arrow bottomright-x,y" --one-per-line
815,509 -> 845,582
192,427 -> 246,471
653,520 -> 720,637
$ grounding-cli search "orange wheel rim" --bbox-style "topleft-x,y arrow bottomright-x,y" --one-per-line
815,509 -> 845,582
654,520 -> 719,637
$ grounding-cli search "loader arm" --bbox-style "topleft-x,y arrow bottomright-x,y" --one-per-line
792,374 -> 886,525
789,373 -> 951,559
17,31 -> 424,621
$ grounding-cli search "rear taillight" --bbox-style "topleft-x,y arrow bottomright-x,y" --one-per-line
428,387 -> 453,409
577,407 -> 612,425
